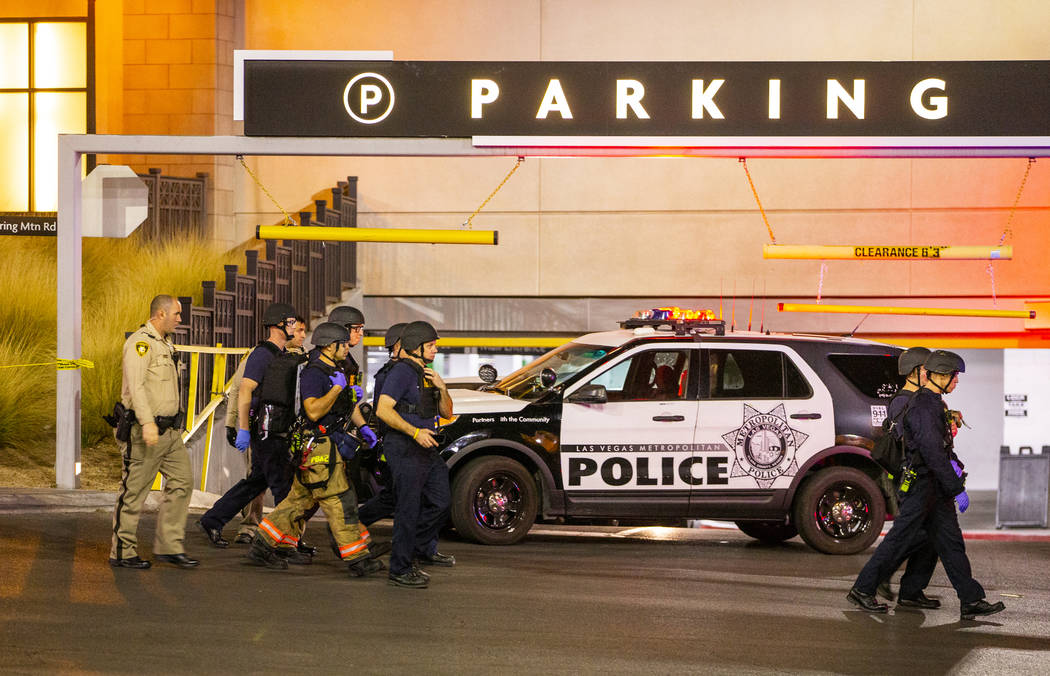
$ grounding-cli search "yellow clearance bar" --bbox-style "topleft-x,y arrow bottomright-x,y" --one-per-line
257,225 -> 498,245
763,244 -> 1013,260
363,336 -> 574,348
778,303 -> 1035,319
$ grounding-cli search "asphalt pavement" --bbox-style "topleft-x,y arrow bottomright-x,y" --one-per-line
0,489 -> 1048,674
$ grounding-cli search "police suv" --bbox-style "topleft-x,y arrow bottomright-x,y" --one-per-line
437,309 -> 903,555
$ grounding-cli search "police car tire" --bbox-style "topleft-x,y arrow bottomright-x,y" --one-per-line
792,466 -> 885,555
450,455 -> 538,546
734,521 -> 798,544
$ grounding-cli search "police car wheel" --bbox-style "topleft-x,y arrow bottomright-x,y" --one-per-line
450,456 -> 538,546
792,467 -> 885,555
734,521 -> 798,544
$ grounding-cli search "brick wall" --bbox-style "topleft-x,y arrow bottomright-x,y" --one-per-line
119,0 -> 239,246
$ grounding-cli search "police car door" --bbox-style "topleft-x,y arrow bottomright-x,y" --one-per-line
692,344 -> 834,516
559,345 -> 699,516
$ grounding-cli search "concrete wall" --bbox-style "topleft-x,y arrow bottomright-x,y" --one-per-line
236,0 -> 1050,301
943,349 -> 1004,491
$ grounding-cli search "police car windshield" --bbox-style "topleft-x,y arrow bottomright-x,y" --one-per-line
495,343 -> 611,400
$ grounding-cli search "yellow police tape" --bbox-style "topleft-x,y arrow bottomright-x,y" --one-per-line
0,358 -> 94,370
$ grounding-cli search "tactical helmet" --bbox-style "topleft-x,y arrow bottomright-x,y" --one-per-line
897,346 -> 931,376
311,322 -> 351,348
385,322 -> 406,350
261,302 -> 297,327
328,306 -> 365,327
400,320 -> 439,353
924,349 -> 966,375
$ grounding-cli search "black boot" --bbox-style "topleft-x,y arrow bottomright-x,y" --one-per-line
275,547 -> 312,565
347,557 -> 385,578
961,599 -> 1005,620
246,536 -> 288,570
388,569 -> 429,589
847,587 -> 888,613
897,591 -> 941,609
876,580 -> 895,602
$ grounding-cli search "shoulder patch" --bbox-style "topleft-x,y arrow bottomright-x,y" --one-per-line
135,341 -> 149,357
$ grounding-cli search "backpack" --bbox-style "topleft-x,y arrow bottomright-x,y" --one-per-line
253,341 -> 308,434
870,392 -> 915,478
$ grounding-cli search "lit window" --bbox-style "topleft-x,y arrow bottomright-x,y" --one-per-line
0,95 -> 30,212
0,24 -> 29,88
0,19 -> 89,213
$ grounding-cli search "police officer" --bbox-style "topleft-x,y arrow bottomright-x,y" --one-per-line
357,322 -> 406,529
875,347 -> 938,604
248,322 -> 384,577
110,294 -> 198,569
197,302 -> 301,547
849,350 -> 1005,620
224,316 -> 308,545
377,320 -> 454,589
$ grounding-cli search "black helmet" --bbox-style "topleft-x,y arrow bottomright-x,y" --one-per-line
400,320 -> 439,353
897,347 -> 931,376
311,322 -> 350,348
262,302 -> 297,327
329,306 -> 365,327
924,349 -> 965,375
385,322 -> 406,350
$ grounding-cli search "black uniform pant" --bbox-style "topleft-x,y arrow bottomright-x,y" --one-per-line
384,438 -> 450,575
358,483 -> 396,526
884,529 -> 939,597
855,475 -> 984,603
201,432 -> 293,531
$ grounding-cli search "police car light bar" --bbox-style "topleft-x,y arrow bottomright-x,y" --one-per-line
621,307 -> 726,335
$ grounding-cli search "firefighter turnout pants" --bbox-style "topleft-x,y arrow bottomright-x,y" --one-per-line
111,425 -> 192,560
258,437 -> 371,563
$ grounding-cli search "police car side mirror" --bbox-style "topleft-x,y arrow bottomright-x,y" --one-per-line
478,364 -> 498,383
566,384 -> 608,405
539,367 -> 557,389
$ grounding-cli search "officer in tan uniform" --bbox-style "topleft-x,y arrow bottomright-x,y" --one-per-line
110,294 -> 199,569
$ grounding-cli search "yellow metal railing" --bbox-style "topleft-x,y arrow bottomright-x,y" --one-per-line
151,344 -> 250,492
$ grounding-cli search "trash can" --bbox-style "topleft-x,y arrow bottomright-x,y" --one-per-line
996,445 -> 1050,528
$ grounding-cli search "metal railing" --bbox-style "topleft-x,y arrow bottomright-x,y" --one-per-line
150,344 -> 248,492
137,168 -> 208,242
147,176 -> 362,492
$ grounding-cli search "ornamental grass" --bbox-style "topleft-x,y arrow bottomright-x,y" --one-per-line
0,236 -> 239,486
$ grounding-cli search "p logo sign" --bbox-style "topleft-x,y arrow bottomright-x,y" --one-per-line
342,72 -> 395,124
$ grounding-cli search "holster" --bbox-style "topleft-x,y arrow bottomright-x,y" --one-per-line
104,402 -> 137,443
153,412 -> 184,436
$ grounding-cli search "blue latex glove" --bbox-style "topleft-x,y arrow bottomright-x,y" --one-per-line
950,460 -> 964,477
329,371 -> 347,389
350,385 -> 364,402
956,490 -> 970,513
359,424 -> 378,448
235,428 -> 251,452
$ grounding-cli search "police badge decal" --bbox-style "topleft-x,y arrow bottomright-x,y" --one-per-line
722,404 -> 807,488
